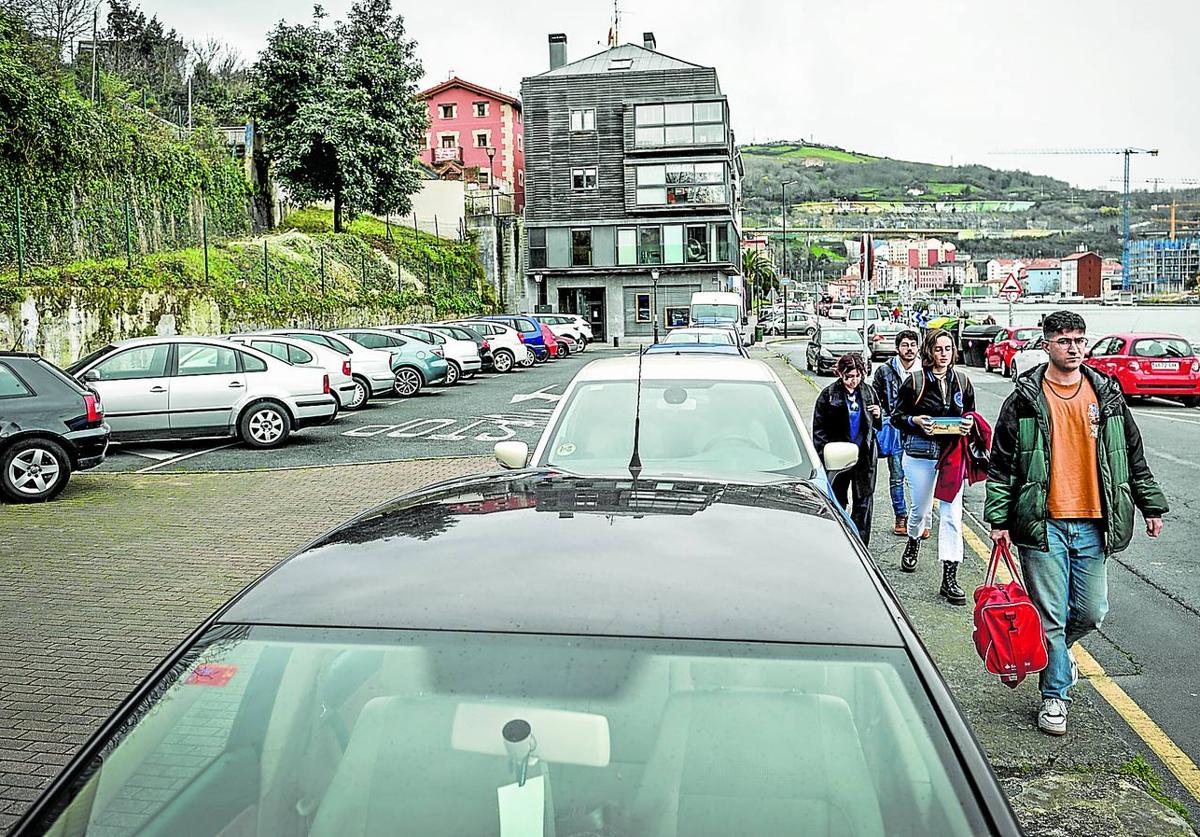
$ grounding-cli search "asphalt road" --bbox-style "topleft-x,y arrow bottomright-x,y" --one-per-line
774,335 -> 1200,782
93,346 -> 619,473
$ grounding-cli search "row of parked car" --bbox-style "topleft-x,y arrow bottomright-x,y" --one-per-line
0,313 -> 594,503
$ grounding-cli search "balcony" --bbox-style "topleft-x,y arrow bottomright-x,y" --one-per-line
433,146 -> 464,164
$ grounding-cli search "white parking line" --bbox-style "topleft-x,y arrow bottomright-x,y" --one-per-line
1132,410 -> 1200,427
124,448 -> 181,461
134,443 -> 237,473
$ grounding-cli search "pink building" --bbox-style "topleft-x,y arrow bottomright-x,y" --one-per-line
418,77 -> 525,210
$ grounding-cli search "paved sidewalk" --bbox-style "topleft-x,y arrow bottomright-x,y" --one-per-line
0,455 -> 491,831
763,349 -> 1196,835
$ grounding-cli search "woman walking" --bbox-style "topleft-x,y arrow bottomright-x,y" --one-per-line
812,353 -> 882,545
892,329 -> 976,604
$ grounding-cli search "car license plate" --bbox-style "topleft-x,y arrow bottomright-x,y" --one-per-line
1151,362 -> 1179,371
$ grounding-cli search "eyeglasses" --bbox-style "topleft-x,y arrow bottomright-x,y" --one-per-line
1049,337 -> 1089,349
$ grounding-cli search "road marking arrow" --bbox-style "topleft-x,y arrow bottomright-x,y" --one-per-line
510,385 -> 561,404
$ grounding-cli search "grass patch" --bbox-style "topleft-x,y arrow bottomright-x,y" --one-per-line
1123,754 -> 1193,823
927,182 -> 977,196
742,143 -> 879,163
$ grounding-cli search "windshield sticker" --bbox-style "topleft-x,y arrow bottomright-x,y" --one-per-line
556,443 -> 576,457
185,663 -> 237,687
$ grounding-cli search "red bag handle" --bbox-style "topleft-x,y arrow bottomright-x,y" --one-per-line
985,540 -> 1025,587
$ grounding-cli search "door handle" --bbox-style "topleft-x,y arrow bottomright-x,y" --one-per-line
228,381 -> 244,388
150,386 -> 166,393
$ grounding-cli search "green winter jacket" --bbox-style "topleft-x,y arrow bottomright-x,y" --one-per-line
984,363 -> 1168,555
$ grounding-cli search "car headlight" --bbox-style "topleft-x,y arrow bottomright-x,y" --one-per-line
820,348 -> 833,359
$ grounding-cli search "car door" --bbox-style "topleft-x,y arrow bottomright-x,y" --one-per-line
168,343 -> 246,436
84,344 -> 172,439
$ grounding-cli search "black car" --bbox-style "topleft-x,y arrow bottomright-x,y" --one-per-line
14,472 -> 1019,835
0,352 -> 109,503
806,325 -> 871,375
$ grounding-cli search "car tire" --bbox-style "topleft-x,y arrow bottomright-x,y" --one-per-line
1182,395 -> 1200,408
1003,360 -> 1012,378
348,376 -> 370,410
1,438 -> 72,503
557,340 -> 570,357
533,349 -> 548,364
394,367 -> 424,397
444,360 -> 461,386
493,349 -> 515,373
519,351 -> 535,368
239,401 -> 292,449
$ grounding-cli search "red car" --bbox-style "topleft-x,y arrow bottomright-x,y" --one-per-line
1085,332 -> 1200,406
538,322 -> 560,359
985,326 -> 1042,377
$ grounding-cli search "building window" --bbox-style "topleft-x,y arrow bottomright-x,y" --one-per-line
686,225 -> 708,262
572,167 -> 597,190
518,171 -> 525,187
634,101 -> 725,148
440,134 -> 457,149
608,58 -> 634,71
477,170 -> 490,187
638,226 -> 662,265
528,228 -> 546,269
635,163 -> 726,205
570,109 -> 596,132
617,227 -> 637,265
474,101 -> 488,117
474,131 -> 490,147
712,223 -> 731,262
571,228 -> 592,266
517,134 -> 523,152
439,103 -> 457,119
663,225 -> 684,264
635,293 -> 652,322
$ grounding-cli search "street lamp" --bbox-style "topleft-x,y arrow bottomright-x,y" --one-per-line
485,146 -> 499,307
781,179 -> 797,338
533,272 -> 544,311
651,268 -> 661,343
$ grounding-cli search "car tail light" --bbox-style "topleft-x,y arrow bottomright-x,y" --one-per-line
83,392 -> 103,423
323,374 -> 330,394
1129,361 -> 1140,372
516,332 -> 525,343
433,347 -> 444,357
342,360 -> 352,376
482,339 -> 491,350
1192,360 -> 1200,373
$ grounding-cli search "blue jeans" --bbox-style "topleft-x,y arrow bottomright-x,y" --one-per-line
1019,519 -> 1109,702
886,450 -> 907,517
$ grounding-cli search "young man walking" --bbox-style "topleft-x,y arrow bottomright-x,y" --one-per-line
873,329 -> 921,535
985,310 -> 1167,736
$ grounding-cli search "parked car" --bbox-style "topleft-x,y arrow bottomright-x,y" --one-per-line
535,320 -> 563,359
0,353 -> 109,503
762,311 -> 817,337
555,312 -> 594,343
644,343 -> 744,357
452,319 -> 531,372
476,315 -> 552,363
1008,335 -> 1050,381
65,337 -> 336,449
827,302 -> 849,320
252,328 -> 397,407
806,326 -> 869,376
425,323 -> 493,372
660,327 -> 750,357
1085,332 -> 1200,406
867,321 -> 906,361
846,305 -> 883,329
381,325 -> 481,386
11,470 -> 1020,837
227,334 -> 359,410
985,326 -> 1042,377
532,314 -> 589,350
332,328 -> 449,396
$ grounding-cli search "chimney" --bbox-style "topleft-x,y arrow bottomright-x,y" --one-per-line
549,33 -> 567,70
643,32 -> 656,51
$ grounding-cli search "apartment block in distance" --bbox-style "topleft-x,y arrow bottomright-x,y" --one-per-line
520,32 -> 743,340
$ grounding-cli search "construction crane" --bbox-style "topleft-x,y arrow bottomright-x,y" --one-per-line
1108,177 -> 1200,191
993,147 -> 1159,289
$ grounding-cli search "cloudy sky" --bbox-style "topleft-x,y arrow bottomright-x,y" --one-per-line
140,0 -> 1196,191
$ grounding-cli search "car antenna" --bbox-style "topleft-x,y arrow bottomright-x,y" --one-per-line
628,345 -> 645,480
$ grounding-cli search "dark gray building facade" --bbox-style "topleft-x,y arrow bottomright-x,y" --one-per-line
520,34 -> 743,341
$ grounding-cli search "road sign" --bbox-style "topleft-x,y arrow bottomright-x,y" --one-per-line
999,273 -> 1022,297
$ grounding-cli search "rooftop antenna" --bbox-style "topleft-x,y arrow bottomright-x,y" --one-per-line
608,0 -> 620,47
627,345 -> 644,479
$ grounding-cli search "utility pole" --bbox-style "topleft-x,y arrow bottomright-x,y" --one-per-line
187,73 -> 193,131
781,179 -> 796,338
89,7 -> 98,103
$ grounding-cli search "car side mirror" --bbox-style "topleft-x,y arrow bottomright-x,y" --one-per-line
494,441 -> 530,470
822,442 -> 860,475
83,368 -> 101,382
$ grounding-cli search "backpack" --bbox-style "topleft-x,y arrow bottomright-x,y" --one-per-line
972,542 -> 1048,688
911,367 -> 968,410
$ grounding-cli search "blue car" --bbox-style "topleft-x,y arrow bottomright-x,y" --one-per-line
475,315 -> 550,362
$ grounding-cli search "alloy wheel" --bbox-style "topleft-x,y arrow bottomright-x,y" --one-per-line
445,361 -> 461,386
7,447 -> 61,497
395,368 -> 422,396
493,350 -> 513,373
248,408 -> 285,445
349,380 -> 368,409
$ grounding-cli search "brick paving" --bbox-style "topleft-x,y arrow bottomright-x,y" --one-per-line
0,455 -> 491,832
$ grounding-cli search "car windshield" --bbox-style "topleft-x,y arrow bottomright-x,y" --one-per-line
65,344 -> 117,374
691,304 -> 739,321
822,329 -> 862,344
1014,328 -> 1041,341
35,625 -> 985,836
1131,338 -> 1192,359
662,330 -> 734,346
847,308 -> 880,321
543,379 -> 812,481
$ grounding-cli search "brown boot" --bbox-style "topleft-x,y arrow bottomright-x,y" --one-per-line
921,528 -> 931,540
893,515 -> 906,536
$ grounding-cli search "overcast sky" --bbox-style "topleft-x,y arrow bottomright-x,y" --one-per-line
139,0 -> 1197,191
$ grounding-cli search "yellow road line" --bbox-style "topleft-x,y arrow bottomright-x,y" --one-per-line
961,519 -> 1200,803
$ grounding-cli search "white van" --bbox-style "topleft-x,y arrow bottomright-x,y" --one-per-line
689,291 -> 751,345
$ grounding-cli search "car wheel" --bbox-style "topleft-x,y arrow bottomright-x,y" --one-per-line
394,367 -> 424,397
557,340 -> 570,357
493,349 -> 514,373
533,349 -> 548,364
1,438 -> 72,503
1125,394 -> 1145,406
239,401 -> 292,449
348,376 -> 370,410
444,361 -> 461,386
519,351 -> 535,368
1003,360 -> 1012,378
1182,395 -> 1200,408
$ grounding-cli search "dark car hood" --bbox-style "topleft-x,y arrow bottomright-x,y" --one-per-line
221,471 -> 902,647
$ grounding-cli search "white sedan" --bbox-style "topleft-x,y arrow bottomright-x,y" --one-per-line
1010,334 -> 1097,380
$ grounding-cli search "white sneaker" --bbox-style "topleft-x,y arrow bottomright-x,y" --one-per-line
1068,648 -> 1079,688
1038,698 -> 1068,736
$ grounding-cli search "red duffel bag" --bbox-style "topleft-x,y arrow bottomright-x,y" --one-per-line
972,541 -> 1048,688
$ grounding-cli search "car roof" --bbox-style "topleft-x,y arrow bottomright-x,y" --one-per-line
572,355 -> 774,382
108,335 -> 244,348
1107,332 -> 1189,341
645,344 -> 742,356
220,472 -> 902,646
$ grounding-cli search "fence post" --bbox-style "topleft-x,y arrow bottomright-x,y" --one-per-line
320,248 -> 326,295
14,182 -> 23,283
397,261 -> 402,294
263,240 -> 269,293
434,215 -> 439,240
202,207 -> 209,283
412,213 -> 418,238
124,196 -> 133,270
385,214 -> 392,241
361,252 -> 366,292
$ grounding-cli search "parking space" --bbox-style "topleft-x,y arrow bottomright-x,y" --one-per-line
93,347 -> 617,473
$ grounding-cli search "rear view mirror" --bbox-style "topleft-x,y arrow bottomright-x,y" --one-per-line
822,442 -> 859,474
494,441 -> 530,470
83,369 -> 101,382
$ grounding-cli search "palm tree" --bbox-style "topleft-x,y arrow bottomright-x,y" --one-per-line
741,248 -> 777,313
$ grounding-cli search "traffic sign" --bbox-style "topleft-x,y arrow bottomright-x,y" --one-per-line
999,273 -> 1022,296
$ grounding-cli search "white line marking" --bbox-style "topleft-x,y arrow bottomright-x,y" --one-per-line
1132,411 -> 1200,427
510,385 -> 561,404
124,448 -> 180,461
1145,448 -> 1200,471
135,443 -> 236,473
